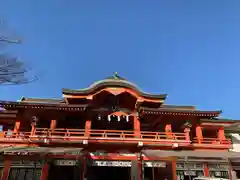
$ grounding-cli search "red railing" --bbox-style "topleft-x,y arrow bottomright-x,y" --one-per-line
0,131 -> 31,139
0,128 -> 188,145
192,137 -> 232,145
34,128 -> 187,141
0,130 -> 233,149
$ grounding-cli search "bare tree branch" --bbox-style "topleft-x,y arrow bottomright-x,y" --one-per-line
0,37 -> 21,44
0,21 -> 37,85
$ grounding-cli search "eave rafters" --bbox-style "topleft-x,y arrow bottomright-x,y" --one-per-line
142,111 -> 220,117
0,101 -> 87,112
199,119 -> 236,128
0,110 -> 18,118
140,107 -> 222,117
200,123 -> 232,128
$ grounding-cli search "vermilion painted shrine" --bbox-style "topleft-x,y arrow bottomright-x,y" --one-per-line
0,73 -> 238,180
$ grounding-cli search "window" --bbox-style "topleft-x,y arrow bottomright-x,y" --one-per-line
8,168 -> 41,180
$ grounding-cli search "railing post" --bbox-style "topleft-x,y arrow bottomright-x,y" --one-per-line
196,125 -> 203,144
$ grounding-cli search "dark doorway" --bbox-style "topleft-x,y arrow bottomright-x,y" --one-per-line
144,167 -> 170,180
235,170 -> 240,179
48,165 -> 80,180
144,167 -> 154,180
87,166 -> 130,180
176,170 -> 204,180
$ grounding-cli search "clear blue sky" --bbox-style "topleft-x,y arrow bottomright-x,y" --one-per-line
1,0 -> 240,119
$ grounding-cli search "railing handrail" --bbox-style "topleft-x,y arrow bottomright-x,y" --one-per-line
192,137 -> 231,145
1,129 -> 231,141
192,137 -> 231,141
0,128 -> 187,142
0,129 -> 232,148
34,128 -> 186,135
192,137 -> 230,140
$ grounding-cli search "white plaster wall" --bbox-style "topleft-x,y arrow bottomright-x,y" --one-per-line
230,134 -> 240,152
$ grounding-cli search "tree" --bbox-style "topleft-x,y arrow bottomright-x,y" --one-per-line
0,21 -> 37,85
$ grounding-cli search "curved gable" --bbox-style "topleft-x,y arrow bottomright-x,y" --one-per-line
62,73 -> 167,103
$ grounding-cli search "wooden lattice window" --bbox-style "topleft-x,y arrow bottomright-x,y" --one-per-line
8,168 -> 41,180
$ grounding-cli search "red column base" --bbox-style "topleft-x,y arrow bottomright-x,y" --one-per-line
40,162 -> 49,180
204,163 -> 209,177
172,158 -> 177,180
2,160 -> 11,180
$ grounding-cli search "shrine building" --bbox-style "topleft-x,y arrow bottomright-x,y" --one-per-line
0,73 -> 238,180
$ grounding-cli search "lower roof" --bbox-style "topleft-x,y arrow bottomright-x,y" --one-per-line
143,150 -> 239,159
0,100 -> 87,111
1,146 -> 83,155
1,146 -> 238,160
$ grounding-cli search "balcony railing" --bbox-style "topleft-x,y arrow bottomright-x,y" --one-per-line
0,129 -> 232,149
192,137 -> 232,149
0,128 -> 189,147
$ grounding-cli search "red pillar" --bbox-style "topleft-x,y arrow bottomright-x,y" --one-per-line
204,163 -> 209,177
13,121 -> 20,136
30,122 -> 36,136
50,119 -> 57,129
80,156 -> 86,180
49,119 -> 57,137
184,127 -> 190,141
1,159 -> 11,180
137,152 -> 143,180
84,120 -> 91,137
134,115 -> 141,138
218,127 -> 226,141
196,125 -> 203,143
40,162 -> 49,180
172,158 -> 177,180
228,160 -> 233,180
165,124 -> 173,139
